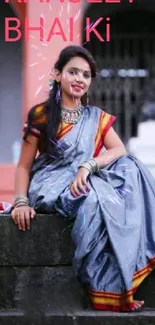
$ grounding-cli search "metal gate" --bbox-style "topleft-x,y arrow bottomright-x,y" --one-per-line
85,34 -> 155,143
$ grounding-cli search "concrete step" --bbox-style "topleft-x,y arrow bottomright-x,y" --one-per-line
1,214 -> 155,324
0,266 -> 155,325
1,310 -> 155,325
0,214 -> 74,266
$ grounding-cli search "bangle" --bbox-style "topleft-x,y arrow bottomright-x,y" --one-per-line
14,202 -> 29,208
78,158 -> 99,174
14,194 -> 29,207
87,158 -> 99,173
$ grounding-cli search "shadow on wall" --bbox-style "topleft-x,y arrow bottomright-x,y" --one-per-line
0,2 -> 22,163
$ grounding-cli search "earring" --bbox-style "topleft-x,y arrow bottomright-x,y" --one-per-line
56,83 -> 61,104
86,92 -> 89,105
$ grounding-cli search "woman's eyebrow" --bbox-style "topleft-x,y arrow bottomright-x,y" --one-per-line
68,67 -> 91,73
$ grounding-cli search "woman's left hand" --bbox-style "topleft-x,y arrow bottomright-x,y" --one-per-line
70,167 -> 91,197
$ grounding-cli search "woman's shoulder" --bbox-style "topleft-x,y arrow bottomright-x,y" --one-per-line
28,102 -> 48,125
86,105 -> 106,117
28,102 -> 46,117
87,105 -> 115,117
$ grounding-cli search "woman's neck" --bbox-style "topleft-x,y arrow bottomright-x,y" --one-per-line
61,94 -> 81,109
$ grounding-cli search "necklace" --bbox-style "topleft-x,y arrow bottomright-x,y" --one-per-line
61,103 -> 83,124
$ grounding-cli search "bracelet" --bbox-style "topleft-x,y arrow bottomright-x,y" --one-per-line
14,194 -> 29,207
78,158 -> 99,175
14,194 -> 29,202
14,202 -> 29,208
87,158 -> 99,173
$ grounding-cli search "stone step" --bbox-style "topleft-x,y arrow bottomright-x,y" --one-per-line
0,214 -> 74,266
1,214 -> 155,324
0,266 -> 155,325
1,310 -> 155,325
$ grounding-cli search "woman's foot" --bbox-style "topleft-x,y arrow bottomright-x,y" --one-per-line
131,300 -> 144,310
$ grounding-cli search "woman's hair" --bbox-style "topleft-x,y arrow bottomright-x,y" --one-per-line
26,45 -> 97,155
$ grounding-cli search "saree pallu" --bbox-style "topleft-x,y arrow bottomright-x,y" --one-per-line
6,105 -> 155,311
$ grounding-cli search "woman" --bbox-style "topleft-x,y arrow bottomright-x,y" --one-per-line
4,45 -> 155,311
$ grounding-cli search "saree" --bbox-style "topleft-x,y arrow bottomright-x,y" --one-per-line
26,105 -> 155,311
1,105 -> 155,311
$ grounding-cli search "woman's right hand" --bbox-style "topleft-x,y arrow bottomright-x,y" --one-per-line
11,206 -> 36,231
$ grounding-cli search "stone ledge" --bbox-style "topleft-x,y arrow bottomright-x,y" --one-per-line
1,266 -> 155,313
0,214 -> 74,266
0,266 -> 87,314
1,311 -> 155,325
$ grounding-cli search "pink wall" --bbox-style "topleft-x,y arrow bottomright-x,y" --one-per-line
0,0 -> 26,203
25,0 -> 83,116
0,0 -> 83,203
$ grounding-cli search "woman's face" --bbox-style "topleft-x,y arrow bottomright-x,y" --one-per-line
58,56 -> 92,101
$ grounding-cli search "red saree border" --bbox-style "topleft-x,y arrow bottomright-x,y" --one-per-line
91,303 -> 134,312
88,256 -> 155,311
93,112 -> 116,158
56,123 -> 73,140
102,115 -> 116,139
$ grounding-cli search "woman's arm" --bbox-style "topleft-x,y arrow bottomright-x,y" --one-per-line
11,135 -> 39,231
94,127 -> 127,168
14,135 -> 39,197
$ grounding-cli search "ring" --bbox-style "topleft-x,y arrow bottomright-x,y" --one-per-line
69,183 -> 73,188
15,212 -> 20,218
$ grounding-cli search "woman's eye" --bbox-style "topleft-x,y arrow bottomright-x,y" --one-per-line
69,71 -> 90,78
84,74 -> 90,79
69,71 -> 77,75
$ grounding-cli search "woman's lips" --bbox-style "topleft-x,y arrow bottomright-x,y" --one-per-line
71,85 -> 83,92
